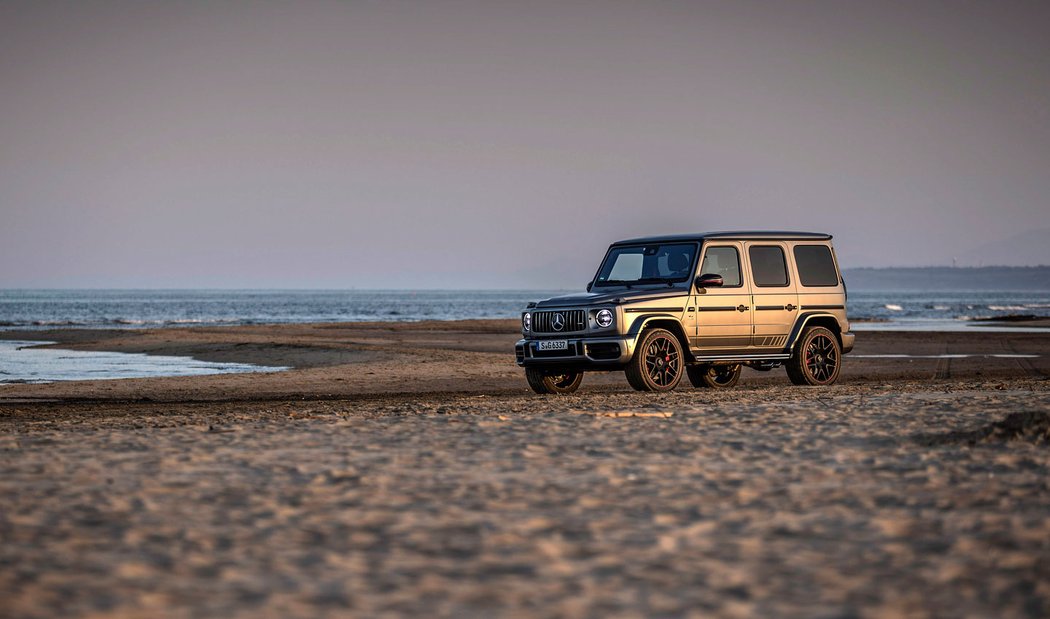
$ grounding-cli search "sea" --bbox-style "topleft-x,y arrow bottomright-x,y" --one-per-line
0,289 -> 1049,331
2,288 -> 1048,383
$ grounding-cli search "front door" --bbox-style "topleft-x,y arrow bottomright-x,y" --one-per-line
745,242 -> 799,349
691,242 -> 753,352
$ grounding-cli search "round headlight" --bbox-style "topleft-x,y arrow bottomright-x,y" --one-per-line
595,309 -> 613,328
522,312 -> 531,331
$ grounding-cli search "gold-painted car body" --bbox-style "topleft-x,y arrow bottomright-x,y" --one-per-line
515,231 -> 853,370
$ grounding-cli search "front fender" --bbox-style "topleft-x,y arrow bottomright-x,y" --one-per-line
625,314 -> 691,359
626,314 -> 686,337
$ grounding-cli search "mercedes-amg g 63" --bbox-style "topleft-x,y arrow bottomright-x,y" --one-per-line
516,231 -> 854,394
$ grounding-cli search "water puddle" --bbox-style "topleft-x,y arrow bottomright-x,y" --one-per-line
852,320 -> 1050,333
0,341 -> 288,384
852,354 -> 1040,359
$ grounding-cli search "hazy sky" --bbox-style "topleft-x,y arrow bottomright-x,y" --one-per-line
2,1 -> 1048,288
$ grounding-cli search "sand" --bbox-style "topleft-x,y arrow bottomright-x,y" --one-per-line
1,322 -> 1049,617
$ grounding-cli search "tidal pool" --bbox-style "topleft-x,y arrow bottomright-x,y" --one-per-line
0,340 -> 288,384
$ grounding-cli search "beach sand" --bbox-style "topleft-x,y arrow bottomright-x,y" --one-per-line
2,322 -> 1049,617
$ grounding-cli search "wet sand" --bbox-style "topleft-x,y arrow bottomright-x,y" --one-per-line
2,322 -> 1049,617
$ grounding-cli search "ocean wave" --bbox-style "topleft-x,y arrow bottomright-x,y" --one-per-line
988,305 -> 1027,311
884,304 -> 903,311
107,318 -> 224,326
964,313 -> 1041,322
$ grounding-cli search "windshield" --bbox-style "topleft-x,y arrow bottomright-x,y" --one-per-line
594,243 -> 697,287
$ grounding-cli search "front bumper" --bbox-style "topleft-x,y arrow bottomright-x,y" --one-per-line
516,335 -> 635,368
841,331 -> 856,354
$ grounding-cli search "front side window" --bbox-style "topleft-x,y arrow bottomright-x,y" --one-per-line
595,243 -> 697,287
749,245 -> 789,287
793,244 -> 839,287
699,246 -> 742,287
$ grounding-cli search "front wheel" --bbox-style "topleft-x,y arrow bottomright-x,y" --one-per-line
687,364 -> 741,388
625,328 -> 684,392
786,326 -> 841,386
525,368 -> 583,394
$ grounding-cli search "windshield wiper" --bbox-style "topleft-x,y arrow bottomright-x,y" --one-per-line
632,278 -> 679,287
630,276 -> 680,287
596,278 -> 679,288
597,279 -> 636,289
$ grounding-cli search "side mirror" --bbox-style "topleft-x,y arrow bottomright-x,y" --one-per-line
586,281 -> 593,292
695,273 -> 723,289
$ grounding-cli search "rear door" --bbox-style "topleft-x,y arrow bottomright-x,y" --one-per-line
691,242 -> 753,352
745,242 -> 799,349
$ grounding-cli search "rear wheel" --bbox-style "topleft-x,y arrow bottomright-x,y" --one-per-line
525,368 -> 583,394
625,328 -> 683,392
786,326 -> 841,386
687,363 -> 741,388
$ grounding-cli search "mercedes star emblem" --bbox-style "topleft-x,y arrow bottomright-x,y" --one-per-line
551,312 -> 565,331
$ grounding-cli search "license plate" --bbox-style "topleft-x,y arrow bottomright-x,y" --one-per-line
537,340 -> 568,352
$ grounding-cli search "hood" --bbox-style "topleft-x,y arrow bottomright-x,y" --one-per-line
533,287 -> 686,308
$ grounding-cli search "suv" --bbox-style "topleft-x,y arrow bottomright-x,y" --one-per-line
516,231 -> 855,394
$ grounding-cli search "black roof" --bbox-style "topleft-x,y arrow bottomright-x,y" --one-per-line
611,230 -> 832,246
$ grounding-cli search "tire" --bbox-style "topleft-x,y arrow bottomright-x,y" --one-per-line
687,363 -> 742,388
625,328 -> 684,392
786,326 -> 841,386
525,368 -> 584,394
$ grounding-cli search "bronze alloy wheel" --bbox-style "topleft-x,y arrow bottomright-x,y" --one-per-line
626,328 -> 683,392
786,326 -> 841,386
525,368 -> 584,394
687,363 -> 742,388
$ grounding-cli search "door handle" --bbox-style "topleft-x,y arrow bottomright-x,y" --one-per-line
737,304 -> 748,312
785,304 -> 796,311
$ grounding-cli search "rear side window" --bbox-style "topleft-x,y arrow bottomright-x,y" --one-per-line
793,245 -> 839,287
749,246 -> 789,287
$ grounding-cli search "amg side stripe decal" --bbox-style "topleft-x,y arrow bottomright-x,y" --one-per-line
624,307 -> 683,313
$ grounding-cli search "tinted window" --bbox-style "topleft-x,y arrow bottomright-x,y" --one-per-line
749,246 -> 789,287
595,243 -> 697,286
793,245 -> 839,287
699,246 -> 741,287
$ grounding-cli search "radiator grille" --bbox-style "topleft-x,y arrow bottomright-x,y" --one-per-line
532,309 -> 587,333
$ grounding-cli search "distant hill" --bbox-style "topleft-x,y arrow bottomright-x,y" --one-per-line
952,228 -> 1050,267
843,266 -> 1050,291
